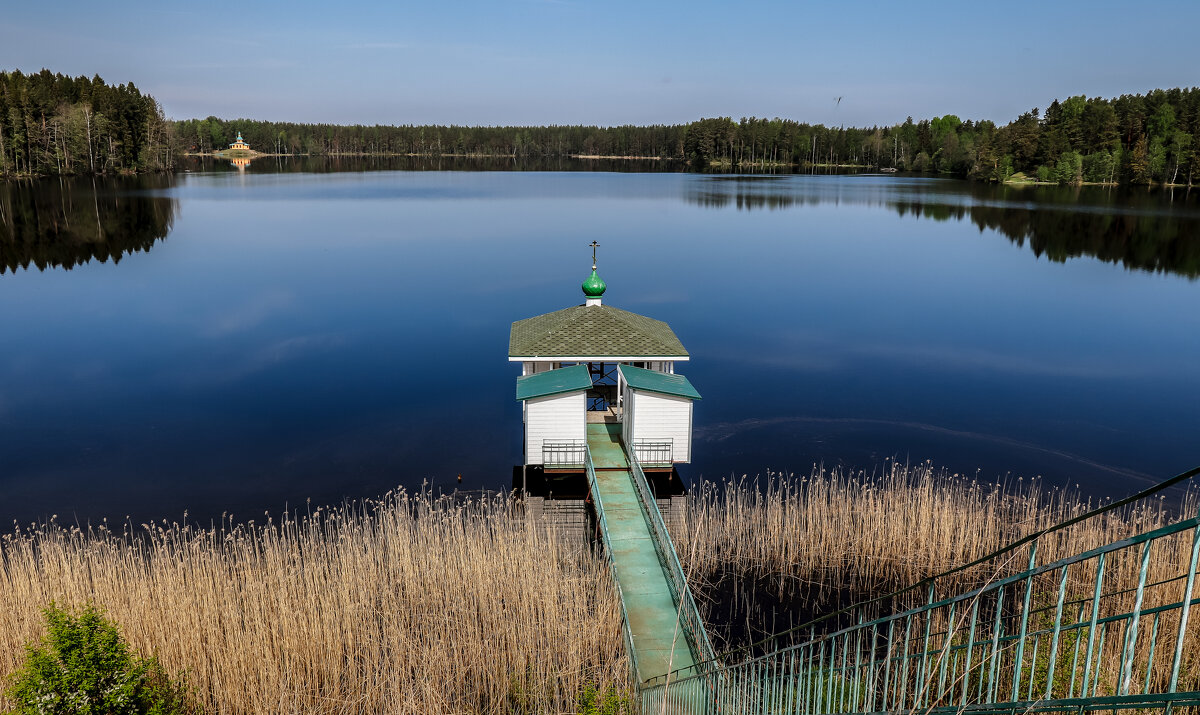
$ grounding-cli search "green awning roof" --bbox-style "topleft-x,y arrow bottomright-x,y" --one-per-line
515,364 -> 593,401
509,304 -> 688,359
618,364 -> 701,400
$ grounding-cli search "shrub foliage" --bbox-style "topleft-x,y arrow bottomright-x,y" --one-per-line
4,603 -> 194,715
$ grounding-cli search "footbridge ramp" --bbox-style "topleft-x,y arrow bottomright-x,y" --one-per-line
584,422 -> 716,684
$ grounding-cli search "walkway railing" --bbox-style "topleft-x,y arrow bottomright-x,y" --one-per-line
543,440 -> 586,468
633,439 -> 674,467
584,446 -> 640,682
641,465 -> 1200,715
627,448 -> 717,669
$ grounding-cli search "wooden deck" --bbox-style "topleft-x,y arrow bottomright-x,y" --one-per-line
586,406 -> 621,423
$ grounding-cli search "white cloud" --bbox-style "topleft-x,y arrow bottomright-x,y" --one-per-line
202,290 -> 295,338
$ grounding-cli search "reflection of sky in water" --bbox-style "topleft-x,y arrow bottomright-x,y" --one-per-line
1,171 -> 1199,525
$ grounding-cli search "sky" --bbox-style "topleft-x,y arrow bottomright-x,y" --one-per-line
3,0 -> 1199,128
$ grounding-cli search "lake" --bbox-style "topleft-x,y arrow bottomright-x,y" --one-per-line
2,160 -> 1198,526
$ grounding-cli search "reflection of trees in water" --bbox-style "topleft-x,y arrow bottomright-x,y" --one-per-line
686,190 -> 806,211
0,176 -> 178,273
687,178 -> 830,211
182,154 -> 688,175
688,190 -> 819,211
894,200 -> 1200,279
684,177 -> 1200,279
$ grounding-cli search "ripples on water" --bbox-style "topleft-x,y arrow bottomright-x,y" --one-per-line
1,160 -> 1197,525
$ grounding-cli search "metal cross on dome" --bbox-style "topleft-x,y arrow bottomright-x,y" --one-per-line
589,240 -> 599,269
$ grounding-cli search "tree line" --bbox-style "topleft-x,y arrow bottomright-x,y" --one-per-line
2,68 -> 1196,187
178,88 -> 1199,186
680,88 -> 1198,185
0,69 -> 179,177
174,116 -> 683,160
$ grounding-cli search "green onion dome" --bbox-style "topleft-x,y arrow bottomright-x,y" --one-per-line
582,268 -> 607,298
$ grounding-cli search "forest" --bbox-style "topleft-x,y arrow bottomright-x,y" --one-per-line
2,68 -> 1197,186
0,69 -> 178,177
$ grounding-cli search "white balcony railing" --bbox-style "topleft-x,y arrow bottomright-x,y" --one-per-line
633,439 -> 672,466
542,440 -> 586,468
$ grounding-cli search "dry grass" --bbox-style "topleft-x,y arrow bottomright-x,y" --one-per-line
0,491 -> 629,715
672,461 -> 1200,697
677,461 -> 1188,594
3,461 -> 1194,713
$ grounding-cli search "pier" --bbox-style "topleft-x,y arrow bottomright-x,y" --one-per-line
586,422 -> 703,681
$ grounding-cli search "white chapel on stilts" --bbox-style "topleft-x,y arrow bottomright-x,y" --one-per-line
510,243 -> 701,502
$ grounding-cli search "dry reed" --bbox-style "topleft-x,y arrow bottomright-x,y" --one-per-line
672,461 -> 1200,690
676,460 -> 1190,602
0,491 -> 629,715
3,461 -> 1194,713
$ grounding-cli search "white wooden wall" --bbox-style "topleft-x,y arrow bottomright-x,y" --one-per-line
622,385 -> 636,442
624,390 -> 693,463
524,392 -> 585,465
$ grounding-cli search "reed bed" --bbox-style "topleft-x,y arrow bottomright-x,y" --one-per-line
0,491 -> 629,715
3,462 -> 1194,713
676,461 -> 1189,605
672,461 -> 1200,691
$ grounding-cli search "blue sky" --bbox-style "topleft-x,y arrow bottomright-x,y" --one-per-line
3,0 -> 1198,127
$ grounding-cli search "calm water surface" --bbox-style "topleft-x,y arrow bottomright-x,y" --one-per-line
2,165 -> 1198,525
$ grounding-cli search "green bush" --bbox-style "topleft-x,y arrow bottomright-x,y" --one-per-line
577,683 -> 630,715
4,603 -> 196,715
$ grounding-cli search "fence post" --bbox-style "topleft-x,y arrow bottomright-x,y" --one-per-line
1168,518 -> 1200,693
1010,540 -> 1039,702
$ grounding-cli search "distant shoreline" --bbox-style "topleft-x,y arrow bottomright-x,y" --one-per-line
194,150 -> 266,158
186,151 -> 673,161
164,153 -> 1196,189
571,154 -> 662,160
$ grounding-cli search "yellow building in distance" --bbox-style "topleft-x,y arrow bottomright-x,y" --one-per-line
229,132 -> 250,151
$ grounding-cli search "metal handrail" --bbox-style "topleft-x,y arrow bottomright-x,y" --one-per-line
542,440 -> 586,468
641,465 -> 1200,715
626,448 -> 718,668
633,439 -> 673,466
737,463 -> 1200,658
584,446 -> 641,683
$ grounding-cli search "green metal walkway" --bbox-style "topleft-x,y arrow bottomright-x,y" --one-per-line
586,423 -> 700,683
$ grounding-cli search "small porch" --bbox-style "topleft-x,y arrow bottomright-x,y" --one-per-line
586,405 -> 621,424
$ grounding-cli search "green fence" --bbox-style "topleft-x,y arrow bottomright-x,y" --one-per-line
640,465 -> 1200,715
626,448 -> 717,667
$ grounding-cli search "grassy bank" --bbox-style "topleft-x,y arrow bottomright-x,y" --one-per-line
0,492 -> 628,714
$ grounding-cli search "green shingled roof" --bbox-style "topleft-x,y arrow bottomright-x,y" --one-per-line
515,364 -> 593,401
509,305 -> 688,359
618,364 -> 701,400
